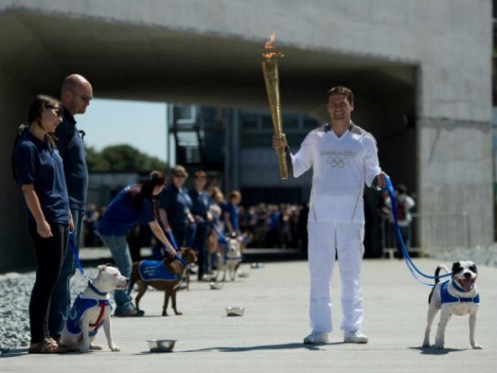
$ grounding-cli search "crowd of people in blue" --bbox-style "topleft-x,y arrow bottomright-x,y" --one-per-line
84,185 -> 312,265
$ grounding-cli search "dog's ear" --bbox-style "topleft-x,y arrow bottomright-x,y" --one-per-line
451,261 -> 462,275
469,263 -> 478,274
98,264 -> 107,272
191,249 -> 198,263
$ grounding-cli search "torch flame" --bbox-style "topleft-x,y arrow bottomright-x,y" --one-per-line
262,31 -> 285,60
265,31 -> 276,49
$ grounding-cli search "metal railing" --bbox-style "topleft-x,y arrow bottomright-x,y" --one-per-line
381,212 -> 471,257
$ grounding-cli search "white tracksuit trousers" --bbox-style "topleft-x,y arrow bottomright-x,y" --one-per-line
307,220 -> 365,333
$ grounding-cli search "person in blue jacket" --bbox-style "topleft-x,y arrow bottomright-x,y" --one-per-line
188,170 -> 212,280
97,171 -> 176,317
13,95 -> 73,353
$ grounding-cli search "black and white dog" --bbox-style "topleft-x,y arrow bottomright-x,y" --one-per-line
422,260 -> 481,349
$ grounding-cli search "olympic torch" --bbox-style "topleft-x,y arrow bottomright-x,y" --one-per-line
262,32 -> 288,180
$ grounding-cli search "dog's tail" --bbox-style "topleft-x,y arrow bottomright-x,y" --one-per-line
434,265 -> 450,284
428,265 -> 449,304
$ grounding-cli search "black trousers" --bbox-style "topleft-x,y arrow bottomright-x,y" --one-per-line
28,222 -> 68,343
192,222 -> 209,280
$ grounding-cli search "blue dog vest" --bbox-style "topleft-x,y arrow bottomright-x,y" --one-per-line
138,260 -> 181,282
440,281 -> 480,304
66,294 -> 110,336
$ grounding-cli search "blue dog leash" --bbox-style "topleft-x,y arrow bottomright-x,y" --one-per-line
69,232 -> 91,281
210,221 -> 227,244
187,223 -> 197,248
384,175 -> 452,286
166,231 -> 179,250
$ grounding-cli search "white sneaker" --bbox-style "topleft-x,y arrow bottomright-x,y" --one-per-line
303,330 -> 328,344
344,330 -> 369,344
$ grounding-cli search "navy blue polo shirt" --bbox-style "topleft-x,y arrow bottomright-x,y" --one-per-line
223,202 -> 240,232
188,188 -> 210,220
56,109 -> 88,211
97,185 -> 155,236
157,184 -> 192,227
14,132 -> 70,225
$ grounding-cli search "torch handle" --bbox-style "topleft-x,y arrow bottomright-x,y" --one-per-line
276,146 -> 289,180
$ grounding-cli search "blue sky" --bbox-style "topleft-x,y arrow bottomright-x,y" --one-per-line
77,98 -> 169,162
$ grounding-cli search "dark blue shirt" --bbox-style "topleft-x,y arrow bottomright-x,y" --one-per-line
188,188 -> 210,221
56,109 -> 88,211
14,132 -> 70,225
97,185 -> 155,236
157,184 -> 192,227
223,202 -> 240,232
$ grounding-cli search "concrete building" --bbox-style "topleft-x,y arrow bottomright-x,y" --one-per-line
0,0 -> 492,270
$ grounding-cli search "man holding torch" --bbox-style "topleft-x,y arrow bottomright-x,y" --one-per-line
272,86 -> 386,345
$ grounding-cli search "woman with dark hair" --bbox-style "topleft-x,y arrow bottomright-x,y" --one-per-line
96,171 -> 176,317
13,94 -> 73,353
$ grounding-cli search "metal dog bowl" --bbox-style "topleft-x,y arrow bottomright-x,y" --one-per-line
225,306 -> 245,316
251,262 -> 264,269
202,274 -> 217,282
147,339 -> 176,352
210,282 -> 223,290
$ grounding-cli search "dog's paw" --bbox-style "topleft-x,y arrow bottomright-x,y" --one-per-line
422,341 -> 430,348
472,343 -> 483,350
434,341 -> 444,349
80,345 -> 90,353
110,344 -> 120,352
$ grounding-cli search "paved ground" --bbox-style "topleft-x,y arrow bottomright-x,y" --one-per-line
1,254 -> 496,373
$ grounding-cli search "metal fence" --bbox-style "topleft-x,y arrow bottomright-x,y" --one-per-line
381,212 -> 471,257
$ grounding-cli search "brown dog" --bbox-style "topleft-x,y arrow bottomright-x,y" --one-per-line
129,247 -> 197,316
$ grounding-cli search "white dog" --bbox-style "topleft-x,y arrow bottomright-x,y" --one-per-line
422,260 -> 481,349
219,233 -> 243,282
60,265 -> 128,353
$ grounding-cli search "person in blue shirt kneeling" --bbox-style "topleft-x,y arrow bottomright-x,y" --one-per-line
97,171 -> 176,317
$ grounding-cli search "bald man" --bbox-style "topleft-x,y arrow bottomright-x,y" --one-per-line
49,74 -> 93,341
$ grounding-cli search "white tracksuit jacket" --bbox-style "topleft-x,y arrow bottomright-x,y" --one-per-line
290,123 -> 382,333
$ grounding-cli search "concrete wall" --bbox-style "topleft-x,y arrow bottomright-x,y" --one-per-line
0,0 -> 493,269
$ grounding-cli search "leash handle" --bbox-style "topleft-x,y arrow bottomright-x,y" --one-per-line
384,175 -> 451,285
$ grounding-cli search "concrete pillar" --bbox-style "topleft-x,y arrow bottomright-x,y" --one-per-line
417,117 -> 493,248
0,74 -> 35,271
224,108 -> 240,194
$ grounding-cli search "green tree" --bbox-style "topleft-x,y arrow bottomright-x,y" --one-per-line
85,144 -> 167,172
85,145 -> 110,172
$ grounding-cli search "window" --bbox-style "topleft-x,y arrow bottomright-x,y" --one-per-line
173,105 -> 196,125
241,114 -> 259,130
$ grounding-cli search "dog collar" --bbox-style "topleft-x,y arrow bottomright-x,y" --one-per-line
88,281 -> 107,296
224,255 -> 243,261
174,255 -> 189,267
